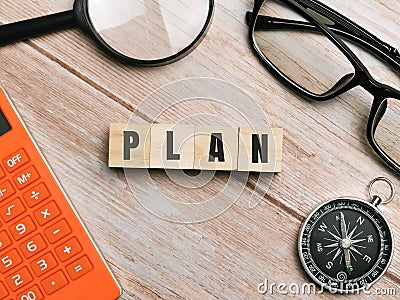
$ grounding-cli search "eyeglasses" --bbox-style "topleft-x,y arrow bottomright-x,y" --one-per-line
0,0 -> 214,66
246,0 -> 400,174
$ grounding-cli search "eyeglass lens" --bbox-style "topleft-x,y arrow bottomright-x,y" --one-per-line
374,98 -> 400,165
252,0 -> 355,95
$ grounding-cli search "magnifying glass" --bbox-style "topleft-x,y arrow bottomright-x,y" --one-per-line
0,0 -> 214,66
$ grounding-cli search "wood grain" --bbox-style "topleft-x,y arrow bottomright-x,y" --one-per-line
0,0 -> 399,299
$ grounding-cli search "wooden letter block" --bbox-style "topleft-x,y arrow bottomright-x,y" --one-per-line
150,124 -> 195,169
194,126 -> 239,171
238,127 -> 283,172
108,123 -> 151,168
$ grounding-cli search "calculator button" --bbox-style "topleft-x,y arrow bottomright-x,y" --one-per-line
12,166 -> 40,190
22,183 -> 50,208
3,149 -> 30,173
0,182 -> 15,203
55,237 -> 82,262
0,231 -> 12,252
0,167 -> 4,179
5,267 -> 33,292
41,271 -> 68,295
9,216 -> 36,241
0,282 -> 8,299
0,198 -> 26,223
19,234 -> 47,259
0,249 -> 23,273
16,285 -> 44,300
30,252 -> 58,277
33,201 -> 61,226
66,256 -> 93,281
44,219 -> 72,244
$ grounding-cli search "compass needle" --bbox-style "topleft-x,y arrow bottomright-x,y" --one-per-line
339,212 -> 354,275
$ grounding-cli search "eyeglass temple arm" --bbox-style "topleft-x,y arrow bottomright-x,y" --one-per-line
246,12 -> 400,70
294,0 -> 400,62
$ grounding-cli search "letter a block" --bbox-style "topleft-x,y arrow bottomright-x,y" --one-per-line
194,126 -> 239,171
108,123 -> 151,168
238,127 -> 283,172
150,124 -> 195,169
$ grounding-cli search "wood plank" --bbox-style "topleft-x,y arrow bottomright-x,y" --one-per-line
0,0 -> 399,299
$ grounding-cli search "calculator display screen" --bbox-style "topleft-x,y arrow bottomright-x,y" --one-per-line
0,109 -> 11,136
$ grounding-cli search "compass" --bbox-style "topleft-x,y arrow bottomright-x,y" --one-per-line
298,177 -> 396,293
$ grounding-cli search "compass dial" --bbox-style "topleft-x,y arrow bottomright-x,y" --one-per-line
299,198 -> 393,293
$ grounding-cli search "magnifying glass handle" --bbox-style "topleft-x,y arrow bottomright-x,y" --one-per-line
0,11 -> 76,46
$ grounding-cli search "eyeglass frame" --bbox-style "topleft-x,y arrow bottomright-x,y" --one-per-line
247,0 -> 400,174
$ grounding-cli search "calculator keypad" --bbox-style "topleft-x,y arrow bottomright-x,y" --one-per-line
0,150 -> 96,298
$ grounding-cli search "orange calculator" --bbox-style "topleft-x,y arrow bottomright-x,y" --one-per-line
0,88 -> 121,299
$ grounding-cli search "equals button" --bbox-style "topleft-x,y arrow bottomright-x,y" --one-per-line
66,256 -> 93,280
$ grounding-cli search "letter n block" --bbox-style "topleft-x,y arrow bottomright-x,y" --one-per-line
194,126 -> 239,170
108,123 -> 151,168
150,124 -> 195,169
238,127 -> 283,172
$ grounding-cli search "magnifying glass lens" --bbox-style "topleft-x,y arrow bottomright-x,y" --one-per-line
87,0 -> 211,62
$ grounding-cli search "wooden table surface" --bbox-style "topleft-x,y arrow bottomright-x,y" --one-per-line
1,0 -> 399,299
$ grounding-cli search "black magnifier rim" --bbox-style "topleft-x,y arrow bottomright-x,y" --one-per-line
78,0 -> 214,66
